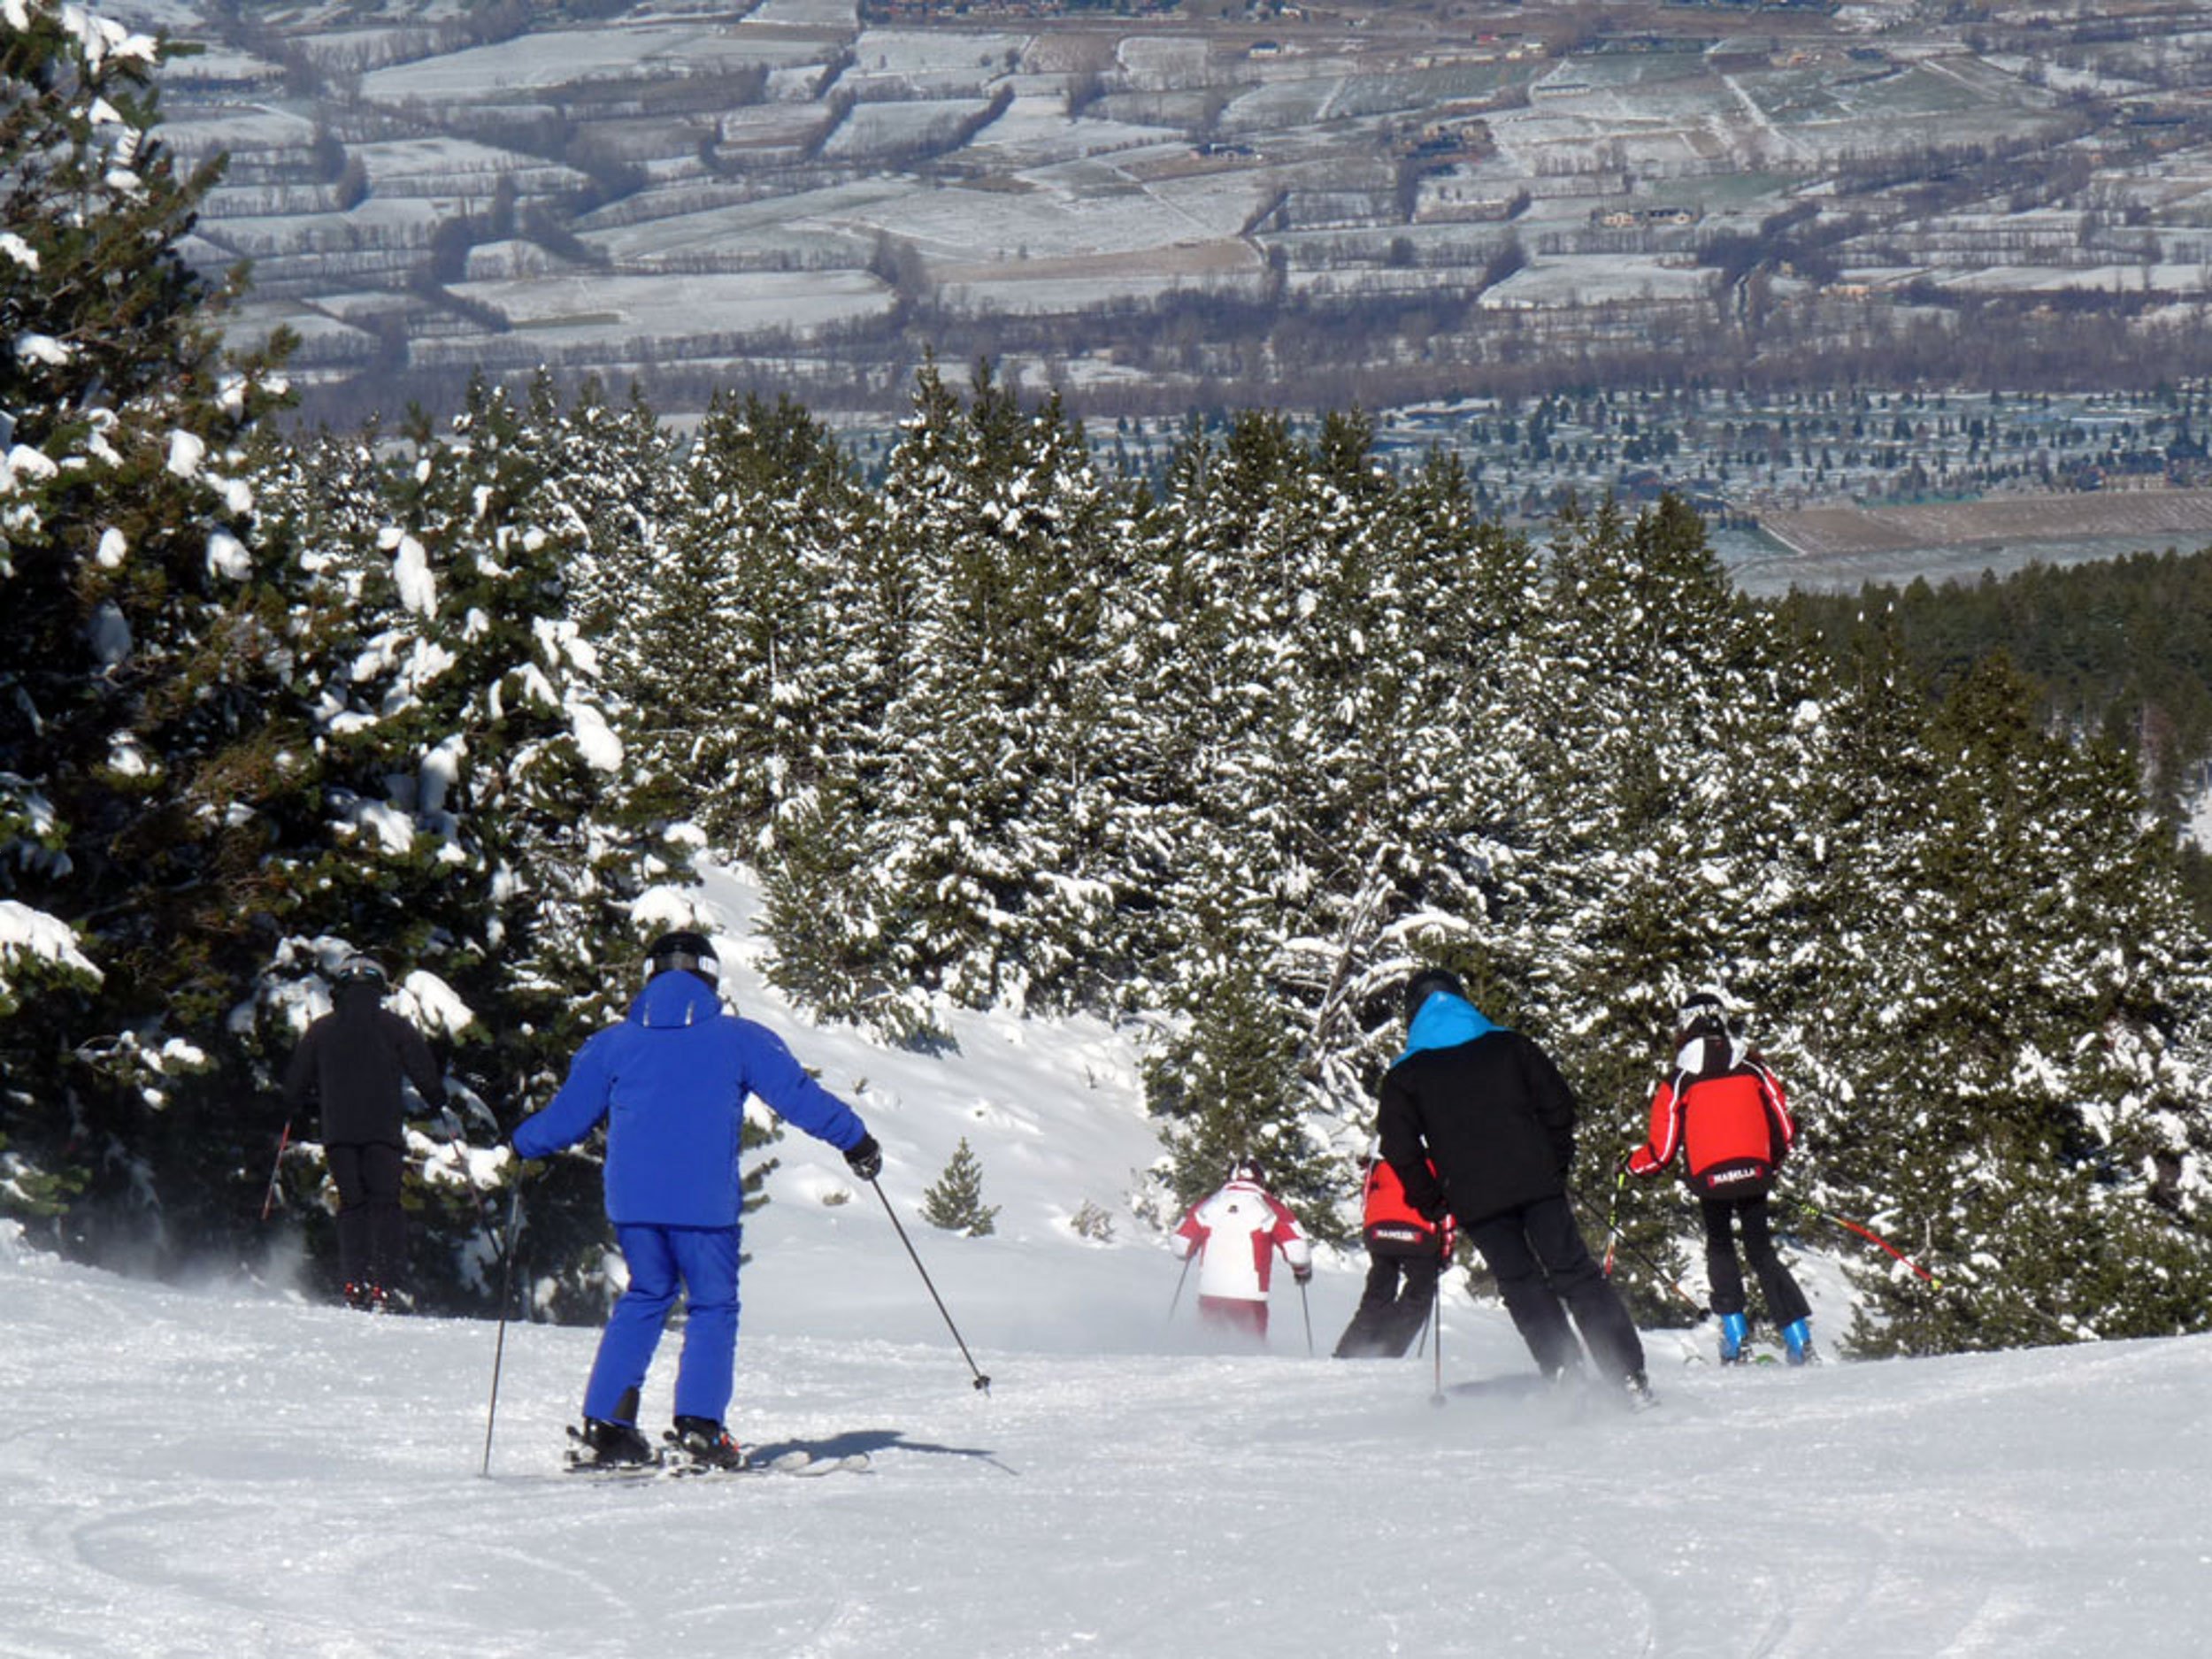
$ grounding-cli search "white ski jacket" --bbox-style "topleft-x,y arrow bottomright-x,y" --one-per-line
1171,1179 -> 1312,1302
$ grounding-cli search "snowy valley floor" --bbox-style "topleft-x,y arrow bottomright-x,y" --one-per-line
4,1229 -> 2210,1659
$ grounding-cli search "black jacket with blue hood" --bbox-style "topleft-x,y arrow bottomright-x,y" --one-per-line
1377,990 -> 1581,1229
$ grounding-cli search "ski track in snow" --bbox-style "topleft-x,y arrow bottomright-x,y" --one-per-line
7,1243 -> 2212,1659
10,863 -> 2212,1656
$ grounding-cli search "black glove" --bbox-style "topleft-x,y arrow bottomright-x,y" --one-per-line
843,1133 -> 882,1182
1293,1264 -> 1312,1285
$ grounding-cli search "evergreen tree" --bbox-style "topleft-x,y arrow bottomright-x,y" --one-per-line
1814,654 -> 2212,1351
239,379 -> 692,1309
1147,961 -> 1343,1240
918,1136 -> 1000,1236
0,2 -> 295,1254
869,361 -> 1123,1010
614,390 -> 871,851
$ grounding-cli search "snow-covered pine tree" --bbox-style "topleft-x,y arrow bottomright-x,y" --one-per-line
865,361 -> 1125,1012
755,370 -> 942,1043
0,0 -> 296,1254
1811,651 -> 2212,1351
1129,417 -> 1539,1233
241,377 -> 689,1310
1146,958 -> 1341,1237
526,372 -> 678,697
625,390 -> 875,849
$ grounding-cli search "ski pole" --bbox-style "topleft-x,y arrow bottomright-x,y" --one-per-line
479,1176 -> 523,1478
1166,1249 -> 1194,1325
1794,1196 -> 1942,1286
869,1175 -> 992,1393
259,1119 -> 292,1222
1297,1275 -> 1313,1356
1601,1164 -> 1627,1277
1428,1273 -> 1445,1407
1569,1186 -> 1708,1316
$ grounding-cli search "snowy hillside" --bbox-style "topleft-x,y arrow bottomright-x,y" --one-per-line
7,864 -> 2212,1658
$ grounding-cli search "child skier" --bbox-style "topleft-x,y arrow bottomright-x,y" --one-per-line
1171,1159 -> 1313,1344
1626,990 -> 1815,1365
1333,1148 -> 1453,1359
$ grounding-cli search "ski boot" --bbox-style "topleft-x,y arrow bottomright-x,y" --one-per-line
668,1416 -> 747,1471
573,1417 -> 657,1469
342,1280 -> 389,1314
1717,1311 -> 1749,1364
1782,1317 -> 1813,1367
1622,1369 -> 1656,1410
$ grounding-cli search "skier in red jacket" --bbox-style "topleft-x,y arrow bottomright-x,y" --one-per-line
1627,990 -> 1814,1364
1333,1148 -> 1453,1358
1171,1158 -> 1313,1344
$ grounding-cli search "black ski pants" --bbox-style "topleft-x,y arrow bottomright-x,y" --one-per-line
327,1141 -> 406,1292
1333,1251 -> 1442,1359
1699,1194 -> 1810,1328
1465,1194 -> 1646,1384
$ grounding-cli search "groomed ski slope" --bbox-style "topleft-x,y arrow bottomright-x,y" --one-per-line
6,864 -> 2209,1658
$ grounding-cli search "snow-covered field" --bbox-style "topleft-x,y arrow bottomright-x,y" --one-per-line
8,865 -> 2212,1656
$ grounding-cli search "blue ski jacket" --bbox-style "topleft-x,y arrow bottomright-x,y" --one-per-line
513,972 -> 869,1227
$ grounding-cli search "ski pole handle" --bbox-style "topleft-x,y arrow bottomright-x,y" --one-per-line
1601,1164 -> 1627,1277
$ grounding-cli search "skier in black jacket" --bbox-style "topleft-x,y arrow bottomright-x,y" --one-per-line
1378,967 -> 1651,1405
282,954 -> 446,1310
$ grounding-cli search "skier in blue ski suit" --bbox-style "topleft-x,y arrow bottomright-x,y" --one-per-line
512,931 -> 881,1468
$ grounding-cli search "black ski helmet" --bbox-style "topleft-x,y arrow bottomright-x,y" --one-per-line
645,930 -> 719,987
1402,966 -> 1465,1025
334,953 -> 388,991
1675,990 -> 1729,1042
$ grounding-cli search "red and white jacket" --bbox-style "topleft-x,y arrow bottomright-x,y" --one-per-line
1172,1179 -> 1313,1302
1626,1037 -> 1796,1201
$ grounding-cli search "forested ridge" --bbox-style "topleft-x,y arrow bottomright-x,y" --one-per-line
1779,550 -> 2212,914
7,1 -> 2212,1356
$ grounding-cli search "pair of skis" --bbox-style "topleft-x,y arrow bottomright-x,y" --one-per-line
563,1428 -> 872,1480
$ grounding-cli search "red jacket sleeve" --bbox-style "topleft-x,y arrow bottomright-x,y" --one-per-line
1755,1062 -> 1795,1159
1626,1076 -> 1684,1177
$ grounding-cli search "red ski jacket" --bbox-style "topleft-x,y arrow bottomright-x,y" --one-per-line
1361,1155 -> 1454,1258
1626,1042 -> 1795,1201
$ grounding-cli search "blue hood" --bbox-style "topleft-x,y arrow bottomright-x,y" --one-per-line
1399,991 -> 1502,1062
630,972 -> 721,1029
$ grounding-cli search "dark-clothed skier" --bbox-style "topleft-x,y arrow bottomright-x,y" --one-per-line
1627,990 -> 1813,1364
282,953 -> 447,1310
1378,968 -> 1651,1405
511,932 -> 881,1471
1333,1149 -> 1452,1359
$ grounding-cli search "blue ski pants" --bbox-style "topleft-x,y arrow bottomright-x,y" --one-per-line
582,1223 -> 741,1425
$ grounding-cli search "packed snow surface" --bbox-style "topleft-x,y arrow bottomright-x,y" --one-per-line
7,864 -> 2210,1655
10,1222 -> 2211,1657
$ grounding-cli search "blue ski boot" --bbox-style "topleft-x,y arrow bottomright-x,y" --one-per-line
1783,1317 -> 1813,1366
1718,1312 -> 1749,1364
